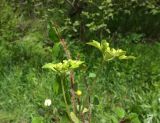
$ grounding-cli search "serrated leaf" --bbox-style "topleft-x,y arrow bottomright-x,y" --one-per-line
42,59 -> 84,73
42,63 -> 57,72
87,40 -> 101,50
101,40 -> 109,53
119,55 -> 136,60
103,51 -> 114,61
87,40 -> 136,62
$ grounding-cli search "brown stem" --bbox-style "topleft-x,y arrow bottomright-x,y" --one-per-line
52,22 -> 77,116
77,97 -> 85,123
81,112 -> 85,123
60,39 -> 71,59
60,39 -> 76,113
88,103 -> 92,123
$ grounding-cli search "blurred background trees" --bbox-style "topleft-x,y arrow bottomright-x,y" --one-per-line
2,0 -> 160,42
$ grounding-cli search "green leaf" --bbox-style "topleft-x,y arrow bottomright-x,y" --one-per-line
87,40 -> 135,62
48,22 -> 59,43
31,116 -> 44,123
114,107 -> 126,119
70,112 -> 80,123
103,51 -> 114,61
87,40 -> 101,51
119,55 -> 136,60
101,40 -> 109,53
89,72 -> 96,78
42,59 -> 84,74
42,63 -> 57,72
52,42 -> 61,58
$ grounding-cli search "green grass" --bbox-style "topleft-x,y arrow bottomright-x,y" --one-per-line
1,1 -> 160,122
0,41 -> 160,122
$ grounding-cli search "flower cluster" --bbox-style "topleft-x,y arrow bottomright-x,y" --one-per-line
87,40 -> 136,61
42,59 -> 84,74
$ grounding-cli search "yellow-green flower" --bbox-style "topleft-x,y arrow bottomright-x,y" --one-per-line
87,40 -> 136,61
42,59 -> 84,74
76,90 -> 82,96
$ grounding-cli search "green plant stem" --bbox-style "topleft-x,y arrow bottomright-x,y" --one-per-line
59,38 -> 76,113
60,76 -> 71,120
54,24 -> 76,113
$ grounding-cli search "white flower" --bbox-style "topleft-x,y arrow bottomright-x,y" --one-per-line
44,99 -> 52,106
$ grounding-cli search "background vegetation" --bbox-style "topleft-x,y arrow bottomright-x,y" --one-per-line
0,0 -> 160,123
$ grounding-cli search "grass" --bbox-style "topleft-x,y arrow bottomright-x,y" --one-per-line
0,40 -> 160,122
0,1 -> 160,122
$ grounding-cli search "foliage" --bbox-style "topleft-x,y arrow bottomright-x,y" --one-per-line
87,40 -> 136,61
43,59 -> 84,74
4,0 -> 160,41
50,0 -> 160,41
39,25 -> 136,122
0,0 -> 160,123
